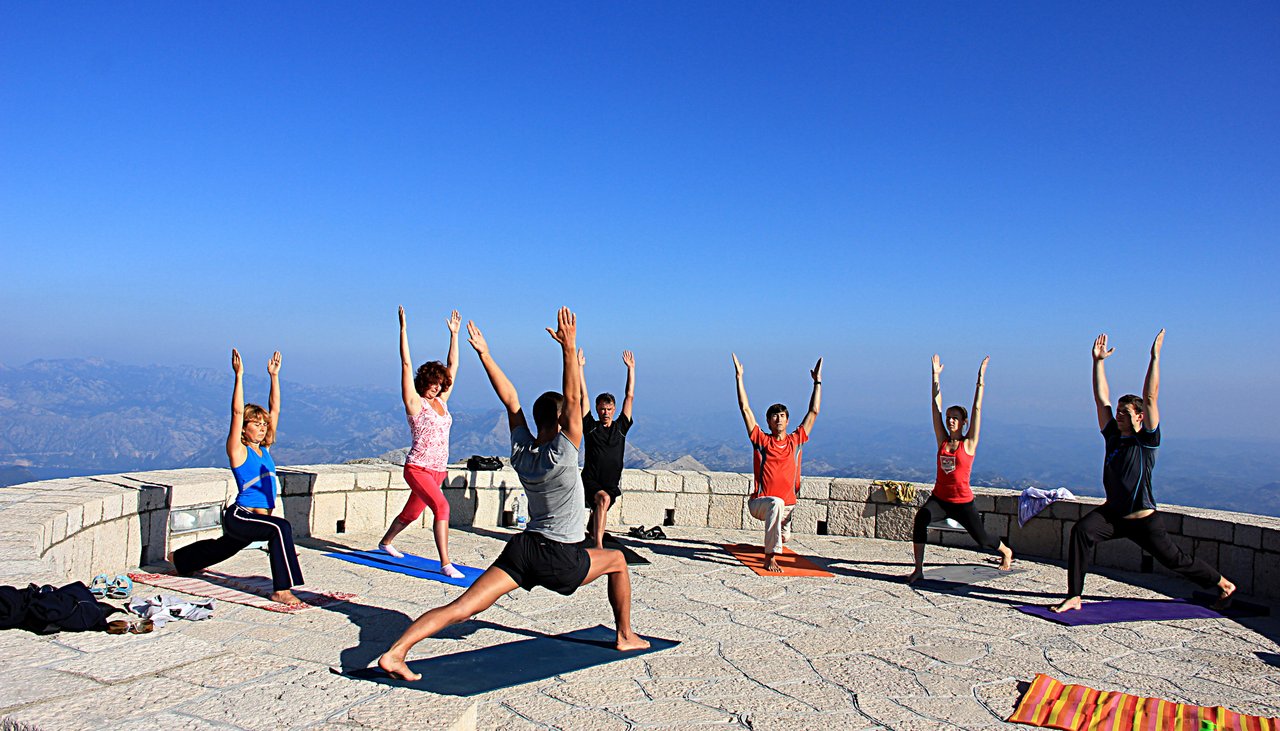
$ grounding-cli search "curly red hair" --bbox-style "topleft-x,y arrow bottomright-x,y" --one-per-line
414,361 -> 452,397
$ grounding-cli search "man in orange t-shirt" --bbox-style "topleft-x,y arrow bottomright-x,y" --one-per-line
732,354 -> 823,572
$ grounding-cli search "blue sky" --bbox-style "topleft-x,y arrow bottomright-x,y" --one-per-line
2,3 -> 1277,438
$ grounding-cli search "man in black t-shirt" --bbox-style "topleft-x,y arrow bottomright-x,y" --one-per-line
578,350 -> 635,549
1052,330 -> 1235,613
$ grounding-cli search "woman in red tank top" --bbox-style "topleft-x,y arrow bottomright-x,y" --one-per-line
904,355 -> 1013,584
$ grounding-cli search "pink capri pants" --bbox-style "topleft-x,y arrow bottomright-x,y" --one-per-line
397,465 -> 450,524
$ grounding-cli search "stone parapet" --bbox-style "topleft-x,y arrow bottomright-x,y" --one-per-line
3,464 -> 1279,600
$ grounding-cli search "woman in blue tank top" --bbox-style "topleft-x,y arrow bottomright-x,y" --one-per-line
172,349 -> 305,606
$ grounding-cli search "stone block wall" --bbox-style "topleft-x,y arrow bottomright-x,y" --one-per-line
4,464 -> 1280,602
0,474 -> 172,585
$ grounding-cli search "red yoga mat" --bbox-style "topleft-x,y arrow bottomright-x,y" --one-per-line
722,543 -> 833,577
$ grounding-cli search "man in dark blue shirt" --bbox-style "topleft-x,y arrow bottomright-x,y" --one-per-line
1053,330 -> 1235,613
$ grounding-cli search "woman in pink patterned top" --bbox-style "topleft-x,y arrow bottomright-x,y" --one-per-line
378,306 -> 465,579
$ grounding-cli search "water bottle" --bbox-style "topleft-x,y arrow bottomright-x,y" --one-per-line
515,493 -> 528,531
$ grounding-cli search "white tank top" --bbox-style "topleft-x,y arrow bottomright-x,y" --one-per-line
405,398 -> 451,470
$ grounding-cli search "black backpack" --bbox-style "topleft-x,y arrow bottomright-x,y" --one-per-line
466,455 -> 503,471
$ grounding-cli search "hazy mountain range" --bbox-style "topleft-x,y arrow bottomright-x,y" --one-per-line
3,358 -> 1278,517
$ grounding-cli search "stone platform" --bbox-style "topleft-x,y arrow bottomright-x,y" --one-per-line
1,527 -> 1278,730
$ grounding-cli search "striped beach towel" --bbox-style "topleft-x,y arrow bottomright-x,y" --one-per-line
1009,673 -> 1280,730
130,571 -> 356,613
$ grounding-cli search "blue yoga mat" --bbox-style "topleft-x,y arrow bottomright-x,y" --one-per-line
334,624 -> 678,696
324,549 -> 483,587
1017,598 -> 1222,626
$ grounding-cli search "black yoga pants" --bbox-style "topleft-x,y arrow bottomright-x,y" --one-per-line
1066,508 -> 1219,598
912,496 -> 1001,549
172,505 -> 304,591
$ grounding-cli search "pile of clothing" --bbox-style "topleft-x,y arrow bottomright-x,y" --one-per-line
126,594 -> 214,627
0,582 -> 114,633
0,581 -> 217,634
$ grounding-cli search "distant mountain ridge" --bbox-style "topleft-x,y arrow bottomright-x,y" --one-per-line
3,358 -> 1278,518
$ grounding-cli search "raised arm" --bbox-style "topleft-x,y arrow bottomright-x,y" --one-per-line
468,321 -> 526,432
732,353 -> 758,435
621,350 -> 635,420
965,356 -> 988,452
578,349 -> 590,418
398,307 -> 422,417
226,349 -> 247,465
440,310 -> 461,403
1143,329 -> 1163,430
1092,333 -> 1115,430
799,357 -> 822,435
931,354 -> 947,447
266,351 -> 281,438
546,307 -> 582,447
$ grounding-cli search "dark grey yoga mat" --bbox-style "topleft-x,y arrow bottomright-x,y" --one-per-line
919,563 -> 1027,585
601,532 -> 651,565
1190,590 -> 1270,618
574,533 -> 650,565
334,624 -> 677,696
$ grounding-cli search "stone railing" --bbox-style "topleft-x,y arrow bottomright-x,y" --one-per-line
3,465 -> 1278,600
0,472 -> 172,585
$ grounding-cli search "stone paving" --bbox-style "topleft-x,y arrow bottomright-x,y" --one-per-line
2,526 -> 1279,730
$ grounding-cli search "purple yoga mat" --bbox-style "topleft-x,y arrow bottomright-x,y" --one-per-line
1017,598 -> 1223,626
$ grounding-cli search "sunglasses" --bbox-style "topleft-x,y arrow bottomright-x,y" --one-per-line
106,618 -> 154,634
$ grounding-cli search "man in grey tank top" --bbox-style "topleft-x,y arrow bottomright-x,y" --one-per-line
509,420 -> 587,543
379,307 -> 649,682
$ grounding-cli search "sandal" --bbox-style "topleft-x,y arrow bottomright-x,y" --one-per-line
106,575 -> 133,600
89,574 -> 110,598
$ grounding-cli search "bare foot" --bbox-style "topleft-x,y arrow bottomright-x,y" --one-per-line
166,552 -> 189,576
763,556 -> 783,573
997,545 -> 1014,571
1050,596 -> 1082,613
270,589 -> 304,606
904,569 -> 923,585
1214,577 -> 1237,610
615,631 -> 651,652
377,651 -> 421,681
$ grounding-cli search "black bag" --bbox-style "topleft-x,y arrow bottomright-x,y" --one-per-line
24,582 -> 110,633
0,585 -> 31,629
466,455 -> 503,471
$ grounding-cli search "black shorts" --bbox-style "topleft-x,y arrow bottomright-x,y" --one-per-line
492,530 -> 592,596
583,475 -> 622,507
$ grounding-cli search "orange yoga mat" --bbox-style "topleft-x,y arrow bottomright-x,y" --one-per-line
722,543 -> 834,577
1009,673 -> 1280,731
